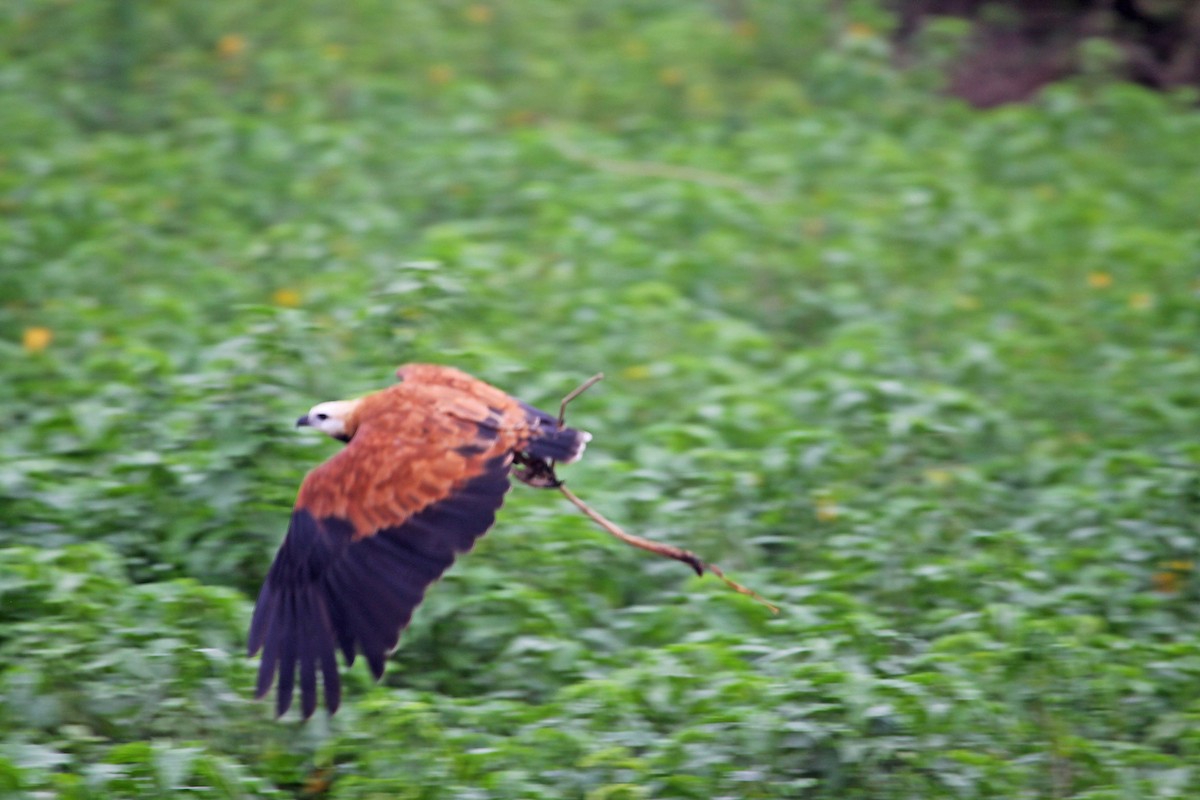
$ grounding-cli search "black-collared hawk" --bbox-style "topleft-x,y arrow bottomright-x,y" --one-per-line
248,363 -> 591,719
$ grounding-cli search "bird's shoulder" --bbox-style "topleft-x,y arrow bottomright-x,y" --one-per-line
351,382 -> 522,438
294,382 -> 521,533
395,363 -> 523,412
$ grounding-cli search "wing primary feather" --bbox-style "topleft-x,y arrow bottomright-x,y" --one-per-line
324,561 -> 395,677
318,565 -> 359,664
321,641 -> 341,714
254,603 -> 279,700
303,580 -> 342,716
247,579 -> 274,656
331,547 -> 434,677
297,588 -> 322,720
274,591 -> 298,717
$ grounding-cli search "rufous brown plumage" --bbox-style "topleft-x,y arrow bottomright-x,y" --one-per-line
248,364 -> 591,719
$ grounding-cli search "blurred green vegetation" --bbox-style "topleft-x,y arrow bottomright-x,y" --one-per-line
3,0 -> 1200,797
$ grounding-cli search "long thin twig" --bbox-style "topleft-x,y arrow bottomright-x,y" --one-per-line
554,374 -> 779,614
558,482 -> 703,575
558,483 -> 779,614
559,372 -> 605,427
545,127 -> 783,206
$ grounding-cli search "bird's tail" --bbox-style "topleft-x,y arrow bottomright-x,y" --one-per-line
524,425 -> 591,464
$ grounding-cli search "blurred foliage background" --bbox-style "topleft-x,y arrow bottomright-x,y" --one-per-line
2,0 -> 1200,797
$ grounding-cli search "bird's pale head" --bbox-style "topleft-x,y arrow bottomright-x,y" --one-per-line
297,399 -> 362,443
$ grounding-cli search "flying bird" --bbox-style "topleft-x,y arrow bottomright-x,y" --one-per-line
248,363 -> 591,719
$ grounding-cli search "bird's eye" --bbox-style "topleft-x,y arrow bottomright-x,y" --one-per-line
315,413 -> 329,421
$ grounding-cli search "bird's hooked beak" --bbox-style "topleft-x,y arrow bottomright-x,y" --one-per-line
296,415 -> 311,428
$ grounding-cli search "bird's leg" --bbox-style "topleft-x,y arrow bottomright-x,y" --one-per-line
513,454 -> 562,488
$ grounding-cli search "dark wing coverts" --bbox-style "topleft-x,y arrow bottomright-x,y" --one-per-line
248,370 -> 534,718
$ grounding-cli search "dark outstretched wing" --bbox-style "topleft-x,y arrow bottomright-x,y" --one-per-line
248,388 -> 521,719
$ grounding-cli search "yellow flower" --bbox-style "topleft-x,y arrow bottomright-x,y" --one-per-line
1151,559 -> 1193,595
216,34 -> 247,59
621,40 -> 648,60
732,20 -> 757,40
272,288 -> 302,308
1128,292 -> 1154,311
658,67 -> 685,87
503,109 -> 537,128
22,326 -> 53,353
302,767 -> 334,797
815,497 -> 840,522
846,22 -> 875,40
686,83 -> 717,113
1147,568 -> 1185,594
321,43 -> 346,61
953,294 -> 980,310
1086,272 -> 1112,289
620,364 -> 652,381
464,4 -> 493,24
427,64 -> 455,86
1152,570 -> 1181,594
923,468 -> 953,487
